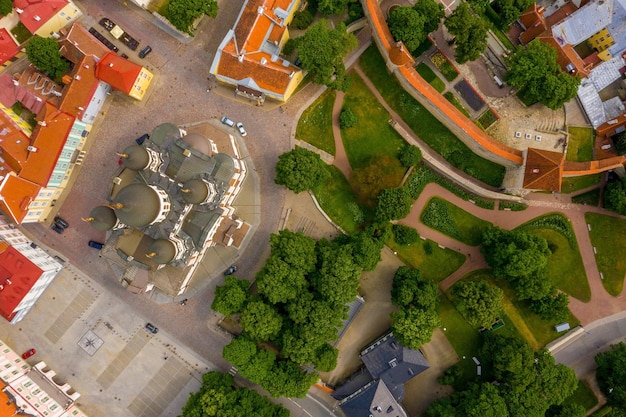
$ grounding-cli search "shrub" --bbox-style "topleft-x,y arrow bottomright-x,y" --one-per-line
339,107 -> 358,129
376,187 -> 414,221
292,10 -> 314,29
423,241 -> 434,255
282,38 -> 298,56
399,144 -> 423,168
393,224 -> 420,245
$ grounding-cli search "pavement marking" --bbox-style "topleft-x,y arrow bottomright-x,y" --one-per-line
128,356 -> 191,417
45,288 -> 97,344
96,331 -> 150,389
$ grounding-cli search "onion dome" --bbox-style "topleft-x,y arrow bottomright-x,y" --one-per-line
181,178 -> 209,204
150,123 -> 182,146
145,239 -> 176,264
182,133 -> 211,156
83,206 -> 117,231
118,145 -> 149,170
110,183 -> 161,228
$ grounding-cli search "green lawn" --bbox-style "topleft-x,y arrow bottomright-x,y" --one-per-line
564,380 -> 599,412
11,22 -> 32,44
311,165 -> 368,234
476,109 -> 498,130
359,45 -> 505,187
420,197 -> 492,246
443,92 -> 470,117
340,72 -> 406,170
586,212 -> 626,295
388,237 -> 465,283
438,293 -> 480,378
416,63 -> 445,93
567,127 -> 595,162
295,90 -> 336,155
572,188 -> 601,206
562,174 -> 601,193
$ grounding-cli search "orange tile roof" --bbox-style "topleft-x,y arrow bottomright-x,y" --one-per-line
563,156 -> 626,175
19,102 -> 75,186
519,3 -> 544,29
0,29 -> 20,65
545,2 -> 578,27
58,55 -> 99,118
0,383 -> 19,416
523,148 -> 564,191
58,22 -> 109,63
14,0 -> 69,34
95,51 -> 142,94
0,173 -> 41,224
216,51 -> 298,95
0,109 -> 30,171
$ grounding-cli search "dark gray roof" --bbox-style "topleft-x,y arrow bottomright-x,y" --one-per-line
360,332 -> 429,400
165,140 -> 216,182
182,209 -> 223,250
332,368 -> 373,400
112,183 -> 161,228
339,380 -> 407,417
150,123 -> 182,147
336,296 -> 365,345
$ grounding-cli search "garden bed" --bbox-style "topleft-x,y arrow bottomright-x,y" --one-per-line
443,92 -> 469,117
416,63 -> 445,93
420,197 -> 492,245
476,108 -> 499,130
429,51 -> 459,82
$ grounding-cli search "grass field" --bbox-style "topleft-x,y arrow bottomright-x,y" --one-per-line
359,45 -> 505,187
416,63 -> 445,93
438,293 -> 480,377
311,165 -> 367,234
572,188 -> 601,206
564,380 -> 599,412
567,127 -> 595,162
586,212 -> 626,295
562,174 -> 601,193
295,90 -> 336,155
420,197 -> 492,245
443,92 -> 470,117
388,237 -> 466,283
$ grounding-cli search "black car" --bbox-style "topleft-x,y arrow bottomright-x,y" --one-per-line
88,240 -> 104,249
54,216 -> 69,229
135,133 -> 149,145
224,265 -> 237,276
138,45 -> 152,58
51,224 -> 64,234
145,323 -> 158,334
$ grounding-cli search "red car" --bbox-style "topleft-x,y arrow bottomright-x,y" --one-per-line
21,348 -> 36,359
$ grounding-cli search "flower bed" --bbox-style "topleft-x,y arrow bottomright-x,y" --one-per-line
429,51 -> 459,82
476,108 -> 499,130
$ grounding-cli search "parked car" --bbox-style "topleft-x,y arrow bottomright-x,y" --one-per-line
220,116 -> 235,127
51,224 -> 64,234
236,122 -> 247,137
21,348 -> 36,359
88,240 -> 104,250
54,216 -> 69,229
224,265 -> 237,276
145,323 -> 158,334
135,133 -> 149,145
138,45 -> 152,58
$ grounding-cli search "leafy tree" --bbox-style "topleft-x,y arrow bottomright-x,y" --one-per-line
392,224 -> 420,245
413,0 -> 445,34
167,0 -> 218,35
509,270 -> 555,301
391,307 -> 441,350
491,0 -> 534,29
596,342 -> 626,411
375,187 -> 413,221
314,343 -> 339,372
297,20 -> 357,90
452,280 -> 503,328
391,266 -> 438,309
388,7 -> 427,52
529,292 -> 570,322
605,177 -> 626,215
480,333 -> 535,385
425,397 -> 458,417
25,36 -> 69,79
481,226 -> 551,280
339,107 -> 358,128
310,241 -> 361,305
211,276 -> 248,316
546,404 -> 586,417
240,300 -> 283,341
291,10 -> 314,30
345,232 -> 383,271
270,229 -> 317,272
275,146 -> 329,193
399,143 -> 423,168
444,3 -> 488,63
223,336 -> 257,369
458,382 -> 509,417
0,0 -> 12,17
317,0 -> 350,15
505,40 -> 581,110
263,361 -> 319,398
256,256 -> 308,304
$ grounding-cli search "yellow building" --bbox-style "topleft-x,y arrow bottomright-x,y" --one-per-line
15,0 -> 82,37
587,28 -> 615,61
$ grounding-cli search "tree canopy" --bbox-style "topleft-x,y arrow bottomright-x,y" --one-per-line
211,276 -> 249,316
25,36 -> 69,79
167,0 -> 218,35
240,300 -> 283,341
317,0 -> 351,15
505,40 -> 581,110
296,20 -> 357,90
391,307 -> 441,350
0,0 -> 12,17
414,0 -> 445,34
180,371 -> 289,417
391,266 -> 438,310
388,7 -> 427,52
275,147 -> 329,193
375,187 -> 414,221
605,177 -> 626,215
444,3 -> 488,64
452,279 -> 503,328
596,342 -> 626,411
491,0 -> 534,29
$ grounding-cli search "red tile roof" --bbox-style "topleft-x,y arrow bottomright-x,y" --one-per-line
0,174 -> 41,225
18,102 -> 74,187
14,0 -> 69,34
0,241 -> 42,322
523,148 -> 565,191
0,29 -> 20,66
0,108 -> 30,171
95,51 -> 142,94
58,55 -> 99,118
58,22 -> 110,63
